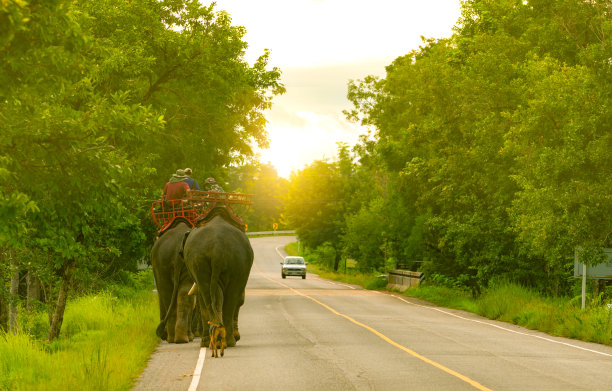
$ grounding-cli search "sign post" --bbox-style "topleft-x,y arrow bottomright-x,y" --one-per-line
574,248 -> 612,310
581,263 -> 586,310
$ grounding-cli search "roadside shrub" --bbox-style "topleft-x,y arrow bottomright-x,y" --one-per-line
19,310 -> 49,341
366,275 -> 388,290
426,273 -> 470,292
302,242 -> 337,269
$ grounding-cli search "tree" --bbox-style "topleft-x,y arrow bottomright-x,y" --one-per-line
507,59 -> 612,293
343,0 -> 611,295
229,162 -> 288,231
284,160 -> 348,270
0,0 -> 284,337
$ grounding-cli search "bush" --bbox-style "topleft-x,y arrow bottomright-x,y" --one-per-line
366,275 -> 388,290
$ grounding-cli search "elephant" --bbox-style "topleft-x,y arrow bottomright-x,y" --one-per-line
182,213 -> 254,351
151,221 -> 195,344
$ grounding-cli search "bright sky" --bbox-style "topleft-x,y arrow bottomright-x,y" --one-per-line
212,0 -> 464,178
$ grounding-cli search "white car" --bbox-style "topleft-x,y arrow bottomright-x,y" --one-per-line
281,256 -> 307,279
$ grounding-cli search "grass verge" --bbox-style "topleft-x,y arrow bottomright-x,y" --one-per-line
404,282 -> 611,346
0,270 -> 159,391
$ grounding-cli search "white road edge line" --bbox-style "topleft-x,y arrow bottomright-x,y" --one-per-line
274,243 -> 610,357
273,240 -> 609,357
326,280 -> 357,290
188,347 -> 207,391
393,295 -> 612,358
275,245 -> 357,289
274,245 -> 285,259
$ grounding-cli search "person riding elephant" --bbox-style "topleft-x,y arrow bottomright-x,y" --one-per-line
163,169 -> 191,200
183,168 -> 201,191
180,212 -> 253,351
203,177 -> 224,193
151,221 -> 194,343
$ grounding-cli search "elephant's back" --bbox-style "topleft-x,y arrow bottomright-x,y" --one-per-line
151,223 -> 191,263
184,217 -> 253,269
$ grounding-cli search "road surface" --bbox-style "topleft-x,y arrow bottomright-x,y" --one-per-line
133,235 -> 612,391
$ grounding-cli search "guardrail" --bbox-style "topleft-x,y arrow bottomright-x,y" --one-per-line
246,230 -> 296,236
387,270 -> 423,292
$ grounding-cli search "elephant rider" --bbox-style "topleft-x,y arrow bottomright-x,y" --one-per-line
162,169 -> 191,208
204,177 -> 224,193
183,167 -> 201,190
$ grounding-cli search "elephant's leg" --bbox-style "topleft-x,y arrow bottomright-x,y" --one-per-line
232,290 -> 245,343
161,279 -> 177,343
187,307 -> 194,342
203,277 -> 228,342
153,270 -> 170,341
166,308 -> 177,343
210,279 -> 231,347
222,298 -> 237,348
191,299 -> 201,338
198,289 -> 212,348
187,294 -> 195,342
174,283 -> 192,344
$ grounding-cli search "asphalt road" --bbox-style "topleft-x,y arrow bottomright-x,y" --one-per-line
133,235 -> 612,391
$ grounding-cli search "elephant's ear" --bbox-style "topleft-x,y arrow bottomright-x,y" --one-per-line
179,230 -> 191,258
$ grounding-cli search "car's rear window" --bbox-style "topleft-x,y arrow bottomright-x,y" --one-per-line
286,258 -> 304,264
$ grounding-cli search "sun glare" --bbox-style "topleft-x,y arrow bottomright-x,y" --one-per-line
258,126 -> 308,179
259,112 -> 363,179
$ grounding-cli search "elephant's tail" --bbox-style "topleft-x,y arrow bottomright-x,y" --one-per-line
156,231 -> 191,339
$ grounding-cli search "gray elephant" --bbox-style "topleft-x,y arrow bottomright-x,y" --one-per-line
151,221 -> 195,343
182,213 -> 254,351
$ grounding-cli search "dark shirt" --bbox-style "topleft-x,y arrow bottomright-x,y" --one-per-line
183,176 -> 201,190
163,181 -> 190,201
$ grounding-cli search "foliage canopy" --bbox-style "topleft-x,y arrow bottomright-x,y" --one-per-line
290,0 -> 611,297
0,0 -> 284,336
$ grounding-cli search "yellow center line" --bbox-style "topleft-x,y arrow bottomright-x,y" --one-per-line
254,265 -> 493,391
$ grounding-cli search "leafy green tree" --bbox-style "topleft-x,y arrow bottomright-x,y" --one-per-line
343,198 -> 388,271
229,162 -> 288,231
76,0 -> 285,185
284,160 -> 348,270
0,0 -> 283,337
344,0 -> 611,296
507,59 -> 612,293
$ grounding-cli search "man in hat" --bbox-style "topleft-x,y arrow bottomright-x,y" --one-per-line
183,168 -> 201,190
204,177 -> 224,193
162,169 -> 190,202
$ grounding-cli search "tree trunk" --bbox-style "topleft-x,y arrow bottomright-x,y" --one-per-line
9,250 -> 19,334
0,293 -> 6,331
48,262 -> 73,341
26,272 -> 41,311
0,250 -> 7,331
333,250 -> 340,271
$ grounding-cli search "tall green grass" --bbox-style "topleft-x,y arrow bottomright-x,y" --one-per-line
0,271 -> 159,391
473,282 -> 612,345
390,282 -> 611,347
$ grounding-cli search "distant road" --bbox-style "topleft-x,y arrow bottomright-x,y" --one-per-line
246,230 -> 295,236
134,235 -> 612,391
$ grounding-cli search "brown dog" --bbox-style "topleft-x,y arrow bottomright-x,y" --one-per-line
208,321 -> 227,358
